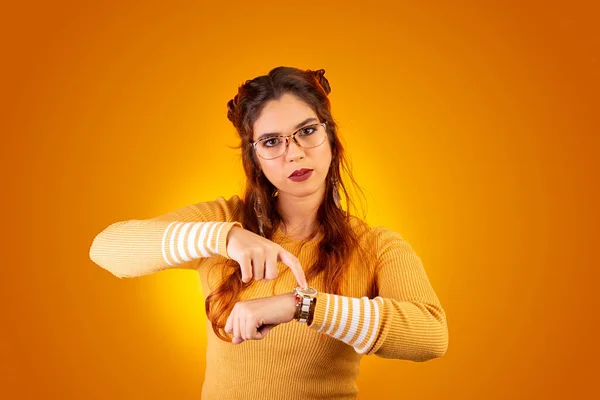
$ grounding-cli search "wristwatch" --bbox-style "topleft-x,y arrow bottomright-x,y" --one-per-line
293,286 -> 318,324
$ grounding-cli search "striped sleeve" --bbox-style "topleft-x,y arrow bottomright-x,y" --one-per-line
309,294 -> 385,354
89,195 -> 243,278
308,227 -> 449,362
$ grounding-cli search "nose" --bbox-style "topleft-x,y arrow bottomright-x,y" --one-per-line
285,137 -> 305,161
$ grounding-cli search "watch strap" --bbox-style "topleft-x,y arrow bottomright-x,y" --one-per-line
306,296 -> 317,326
294,293 -> 317,323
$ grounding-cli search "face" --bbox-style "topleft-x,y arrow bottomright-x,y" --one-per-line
252,92 -> 332,199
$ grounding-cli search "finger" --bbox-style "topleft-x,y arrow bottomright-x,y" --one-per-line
278,249 -> 307,288
239,253 -> 252,283
233,314 -> 241,343
246,317 -> 258,340
226,308 -> 238,335
225,314 -> 232,334
239,314 -> 247,341
264,252 -> 279,281
252,252 -> 265,281
233,337 -> 243,345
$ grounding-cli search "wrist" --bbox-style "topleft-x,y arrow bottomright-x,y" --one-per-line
285,292 -> 298,323
224,223 -> 243,258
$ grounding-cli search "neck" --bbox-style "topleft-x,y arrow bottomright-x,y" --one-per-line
276,185 -> 325,240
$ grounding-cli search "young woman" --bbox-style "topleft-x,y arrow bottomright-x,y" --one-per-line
89,66 -> 449,399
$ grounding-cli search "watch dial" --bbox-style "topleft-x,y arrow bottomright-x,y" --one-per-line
297,286 -> 318,297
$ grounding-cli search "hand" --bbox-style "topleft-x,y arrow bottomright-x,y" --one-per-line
226,226 -> 307,287
224,293 -> 297,344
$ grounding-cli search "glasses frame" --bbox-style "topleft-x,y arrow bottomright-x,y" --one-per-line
251,121 -> 328,160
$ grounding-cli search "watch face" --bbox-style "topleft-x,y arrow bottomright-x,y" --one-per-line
296,286 -> 318,297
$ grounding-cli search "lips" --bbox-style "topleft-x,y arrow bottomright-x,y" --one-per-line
289,168 -> 313,177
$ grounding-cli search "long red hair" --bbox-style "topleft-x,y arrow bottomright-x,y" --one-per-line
206,66 -> 377,341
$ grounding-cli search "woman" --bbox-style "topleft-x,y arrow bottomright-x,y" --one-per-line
89,66 -> 449,399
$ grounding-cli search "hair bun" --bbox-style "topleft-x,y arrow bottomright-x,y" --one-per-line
309,68 -> 331,95
227,94 -> 239,123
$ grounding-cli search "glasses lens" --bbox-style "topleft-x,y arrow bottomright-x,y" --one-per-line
296,123 -> 327,149
256,136 -> 286,159
255,123 -> 326,159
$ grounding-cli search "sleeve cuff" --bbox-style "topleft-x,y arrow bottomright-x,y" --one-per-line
308,293 -> 329,331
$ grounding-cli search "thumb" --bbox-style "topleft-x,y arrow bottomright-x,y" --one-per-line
257,324 -> 277,339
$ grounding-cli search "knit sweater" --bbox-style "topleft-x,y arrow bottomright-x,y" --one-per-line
89,195 -> 448,399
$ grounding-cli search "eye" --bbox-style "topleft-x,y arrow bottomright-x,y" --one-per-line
298,125 -> 318,136
261,137 -> 282,147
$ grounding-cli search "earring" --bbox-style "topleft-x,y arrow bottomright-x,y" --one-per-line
254,195 -> 265,237
332,177 -> 341,209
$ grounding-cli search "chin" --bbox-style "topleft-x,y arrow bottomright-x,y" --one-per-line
287,183 -> 326,198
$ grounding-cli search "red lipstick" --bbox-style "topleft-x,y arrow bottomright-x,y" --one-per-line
288,168 -> 313,182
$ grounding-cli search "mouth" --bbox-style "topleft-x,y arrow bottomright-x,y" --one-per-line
289,168 -> 313,178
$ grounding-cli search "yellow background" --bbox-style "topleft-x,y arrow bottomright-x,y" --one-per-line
2,1 -> 598,398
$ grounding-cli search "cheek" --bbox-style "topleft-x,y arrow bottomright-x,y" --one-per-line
318,147 -> 333,169
261,162 -> 284,183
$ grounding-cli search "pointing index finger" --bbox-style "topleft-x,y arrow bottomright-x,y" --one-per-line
277,249 -> 307,288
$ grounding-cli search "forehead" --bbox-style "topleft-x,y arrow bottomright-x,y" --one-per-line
253,93 -> 317,140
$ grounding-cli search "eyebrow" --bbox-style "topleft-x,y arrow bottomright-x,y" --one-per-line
256,117 -> 318,141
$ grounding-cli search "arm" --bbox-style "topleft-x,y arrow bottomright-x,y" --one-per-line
89,195 -> 243,279
308,227 -> 448,362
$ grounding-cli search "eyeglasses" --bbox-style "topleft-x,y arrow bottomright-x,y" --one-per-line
251,121 -> 328,160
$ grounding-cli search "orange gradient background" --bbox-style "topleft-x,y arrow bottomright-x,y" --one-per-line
2,1 -> 598,399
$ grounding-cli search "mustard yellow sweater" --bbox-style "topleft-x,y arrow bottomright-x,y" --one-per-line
89,195 -> 448,399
